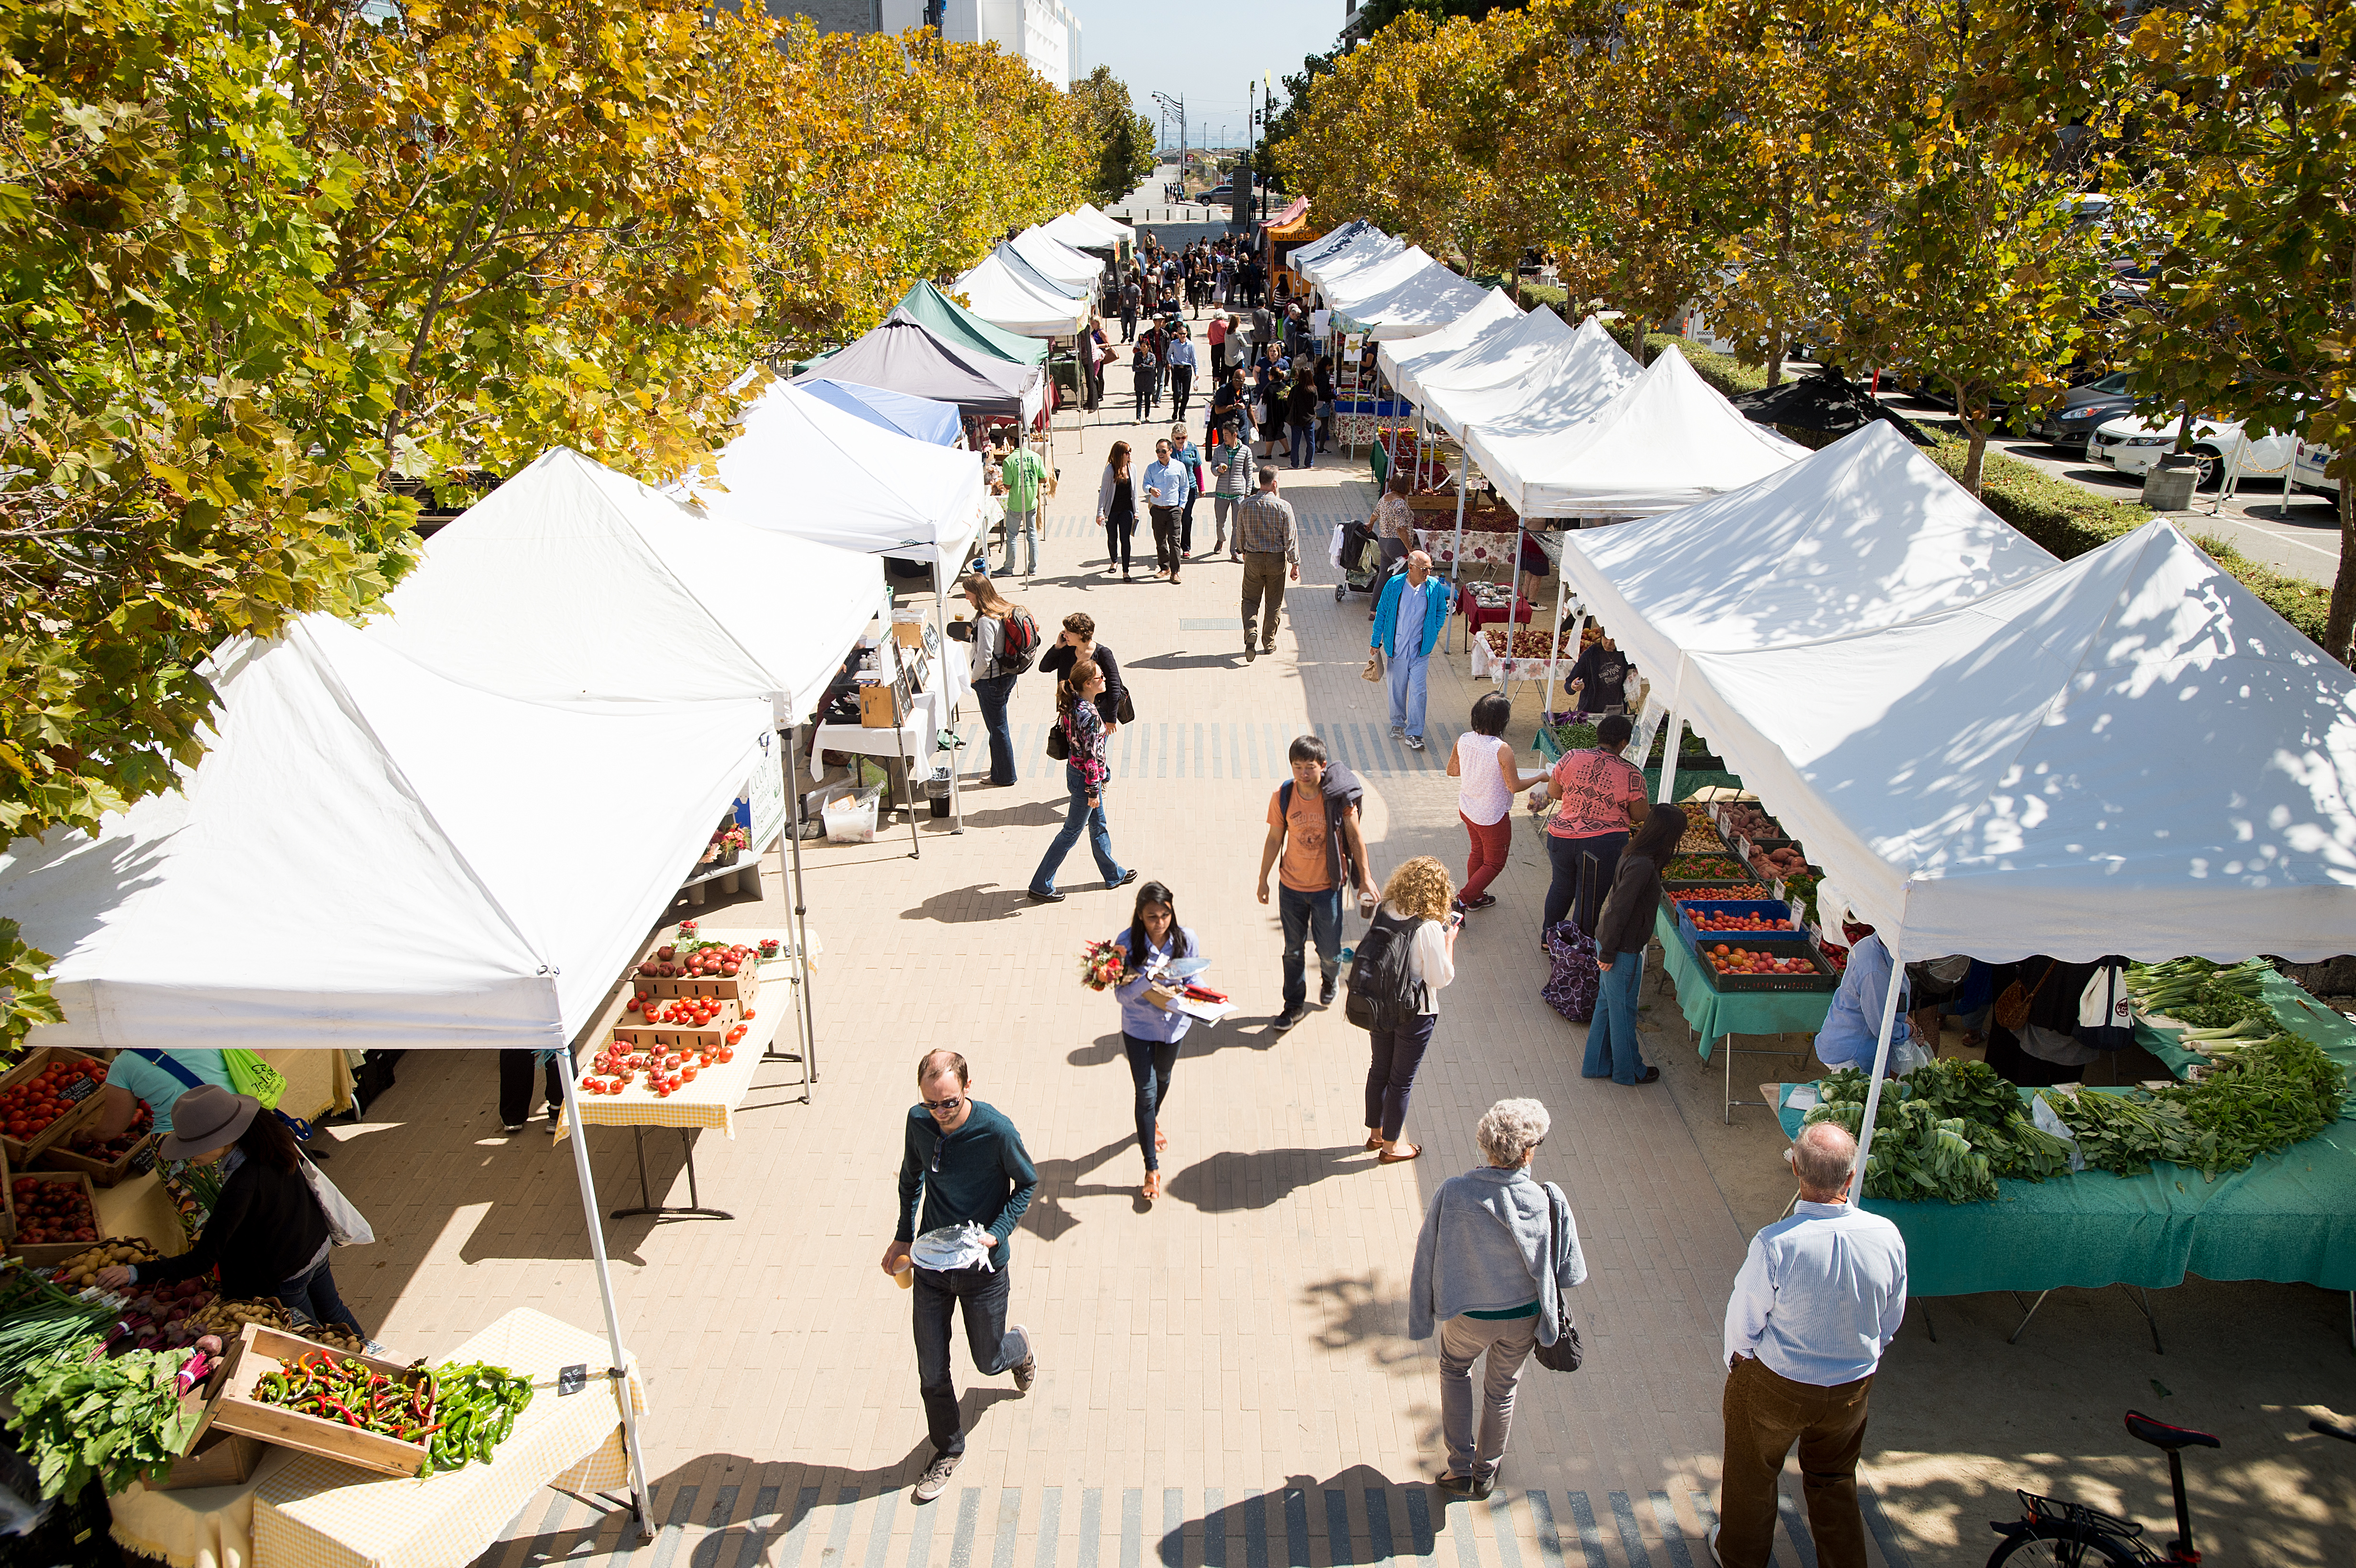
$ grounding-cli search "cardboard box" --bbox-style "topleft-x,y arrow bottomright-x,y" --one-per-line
890,618 -> 929,649
611,1013 -> 739,1052
0,1048 -> 109,1168
858,681 -> 905,729
149,1428 -> 263,1492
5,1170 -> 101,1265
207,1322 -> 431,1478
634,965 -> 759,1008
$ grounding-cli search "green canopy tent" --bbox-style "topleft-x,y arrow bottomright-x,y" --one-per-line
892,281 -> 1050,370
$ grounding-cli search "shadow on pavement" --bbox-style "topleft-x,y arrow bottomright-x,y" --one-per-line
898,882 -> 1040,924
1162,1143 -> 1367,1213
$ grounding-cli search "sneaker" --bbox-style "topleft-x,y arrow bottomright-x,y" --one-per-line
500,1123 -> 525,1134
1319,973 -> 1339,1007
1434,1473 -> 1480,1499
1113,869 -> 1138,889
1008,1324 -> 1037,1392
1027,887 -> 1065,904
1465,894 -> 1498,911
1404,735 -> 1427,751
913,1452 -> 961,1503
1272,1005 -> 1310,1032
1390,724 -> 1405,739
362,1339 -> 390,1357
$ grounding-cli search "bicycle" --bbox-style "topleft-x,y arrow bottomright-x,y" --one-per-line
1986,1410 -> 2356,1564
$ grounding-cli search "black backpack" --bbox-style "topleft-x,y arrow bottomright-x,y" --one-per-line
1344,908 -> 1428,1031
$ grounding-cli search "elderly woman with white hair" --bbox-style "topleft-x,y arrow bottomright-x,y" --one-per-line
1407,1098 -> 1589,1501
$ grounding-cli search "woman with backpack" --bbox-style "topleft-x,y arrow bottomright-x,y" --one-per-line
1353,855 -> 1461,1165
953,573 -> 1030,787
1583,803 -> 1685,1087
1026,658 -> 1135,904
1109,880 -> 1204,1204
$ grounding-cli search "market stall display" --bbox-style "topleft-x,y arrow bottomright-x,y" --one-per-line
0,1049 -> 107,1165
107,1307 -> 645,1568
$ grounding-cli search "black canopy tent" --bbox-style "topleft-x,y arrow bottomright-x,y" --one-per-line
1730,367 -> 1937,447
795,318 -> 1042,428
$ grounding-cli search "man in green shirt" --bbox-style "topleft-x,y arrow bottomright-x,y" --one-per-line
997,428 -> 1048,579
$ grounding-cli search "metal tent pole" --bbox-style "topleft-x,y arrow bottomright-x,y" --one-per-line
1446,458 -> 1469,654
1657,709 -> 1684,804
934,581 -> 964,835
1847,907 -> 1910,1202
556,1067 -> 657,1539
1541,567 -> 1571,716
783,731 -> 818,1087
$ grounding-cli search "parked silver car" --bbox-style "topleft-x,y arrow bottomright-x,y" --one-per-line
2294,438 -> 2342,499
2036,370 -> 2135,454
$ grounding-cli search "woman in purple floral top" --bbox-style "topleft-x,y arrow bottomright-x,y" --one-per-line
1027,659 -> 1136,904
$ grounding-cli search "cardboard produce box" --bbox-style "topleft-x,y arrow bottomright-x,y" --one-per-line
0,1048 -> 109,1168
37,1130 -> 160,1188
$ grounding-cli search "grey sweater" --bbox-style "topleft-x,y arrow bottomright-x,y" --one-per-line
1408,1166 -> 1588,1343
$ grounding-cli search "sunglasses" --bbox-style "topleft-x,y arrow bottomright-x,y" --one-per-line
921,1095 -> 964,1114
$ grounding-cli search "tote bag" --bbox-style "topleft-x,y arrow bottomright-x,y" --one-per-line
301,1155 -> 375,1247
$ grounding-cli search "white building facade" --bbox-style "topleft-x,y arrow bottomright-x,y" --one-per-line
876,0 -> 1081,89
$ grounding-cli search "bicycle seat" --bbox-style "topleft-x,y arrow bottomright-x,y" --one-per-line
2126,1410 -> 2220,1452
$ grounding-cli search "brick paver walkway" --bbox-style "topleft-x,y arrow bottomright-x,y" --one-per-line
323,393 -> 1914,1568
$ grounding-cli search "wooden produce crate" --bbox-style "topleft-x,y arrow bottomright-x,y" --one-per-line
207,1322 -> 430,1478
142,1350 -> 251,1492
36,1130 -> 160,1188
610,1018 -> 737,1053
5,1170 -> 100,1265
0,1047 -> 109,1168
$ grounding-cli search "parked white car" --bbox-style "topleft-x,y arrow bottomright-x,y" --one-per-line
2089,412 -> 2294,490
2294,438 -> 2342,499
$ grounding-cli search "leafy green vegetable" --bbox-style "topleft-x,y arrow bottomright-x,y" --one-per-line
0,1266 -> 112,1391
2040,1031 -> 2347,1180
6,1348 -> 199,1498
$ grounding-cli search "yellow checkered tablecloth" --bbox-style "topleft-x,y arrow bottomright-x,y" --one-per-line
109,1308 -> 646,1568
553,931 -> 806,1143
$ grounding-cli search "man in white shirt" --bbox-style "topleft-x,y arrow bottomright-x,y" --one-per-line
1713,1122 -> 1907,1568
1140,439 -> 1189,584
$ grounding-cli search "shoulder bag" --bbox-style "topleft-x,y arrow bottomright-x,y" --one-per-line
1529,1183 -> 1585,1372
1992,959 -> 2055,1033
301,1154 -> 376,1247
1045,711 -> 1070,761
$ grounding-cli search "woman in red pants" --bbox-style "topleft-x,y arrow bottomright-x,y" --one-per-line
1446,693 -> 1547,915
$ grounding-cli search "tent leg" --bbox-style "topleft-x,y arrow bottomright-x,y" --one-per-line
1848,914 -> 1910,1202
1554,609 -> 1587,727
1446,481 -> 1468,653
1657,710 -> 1683,804
556,1069 -> 657,1540
775,736 -> 815,1099
932,594 -> 964,835
1541,574 -> 1571,720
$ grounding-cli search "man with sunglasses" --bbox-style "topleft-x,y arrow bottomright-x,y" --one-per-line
884,1049 -> 1040,1503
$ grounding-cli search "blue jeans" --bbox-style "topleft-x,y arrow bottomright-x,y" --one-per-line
1124,1033 -> 1180,1172
1290,424 -> 1314,468
1279,884 -> 1345,1013
1030,766 -> 1123,894
275,1251 -> 364,1336
913,1261 -> 1020,1457
1365,1011 -> 1437,1141
1386,649 -> 1430,740
999,510 -> 1038,576
1583,948 -> 1650,1084
972,672 -> 1017,786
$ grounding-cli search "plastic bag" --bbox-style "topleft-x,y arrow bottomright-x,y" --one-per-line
822,786 -> 883,844
909,1221 -> 995,1274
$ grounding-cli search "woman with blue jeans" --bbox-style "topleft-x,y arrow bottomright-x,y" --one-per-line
1027,658 -> 1135,904
956,573 -> 1019,786
1583,804 -> 1683,1086
1111,881 -> 1202,1203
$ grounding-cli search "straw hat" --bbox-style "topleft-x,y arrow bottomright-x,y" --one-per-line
159,1083 -> 262,1161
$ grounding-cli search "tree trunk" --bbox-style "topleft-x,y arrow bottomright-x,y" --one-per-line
2328,477 -> 2356,667
1625,316 -> 1650,366
1766,329 -> 1785,390
1952,380 -> 1989,496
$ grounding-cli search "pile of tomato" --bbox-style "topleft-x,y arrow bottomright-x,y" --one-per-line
0,1056 -> 102,1143
1671,886 -> 1759,905
581,1032 -> 743,1098
11,1176 -> 96,1245
1703,943 -> 1819,977
625,994 -> 731,1027
1690,910 -> 1788,933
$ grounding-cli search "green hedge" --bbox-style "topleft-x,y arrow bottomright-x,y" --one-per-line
1506,311 -> 2338,648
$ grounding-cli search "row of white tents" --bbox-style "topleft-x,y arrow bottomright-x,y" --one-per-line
1294,221 -> 2356,1185
0,200 -> 1139,1529
950,203 -> 1134,341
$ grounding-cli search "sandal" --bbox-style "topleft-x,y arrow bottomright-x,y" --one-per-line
1378,1142 -> 1422,1165
1363,1132 -> 1385,1150
1156,1125 -> 1169,1152
1142,1170 -> 1162,1202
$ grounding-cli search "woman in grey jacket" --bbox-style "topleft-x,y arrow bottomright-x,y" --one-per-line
1407,1098 -> 1587,1501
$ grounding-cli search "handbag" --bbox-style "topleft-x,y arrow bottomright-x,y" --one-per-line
1529,1183 -> 1585,1372
1993,959 -> 2055,1032
301,1154 -> 375,1247
1540,922 -> 1600,1024
1045,714 -> 1070,761
1115,690 -> 1137,725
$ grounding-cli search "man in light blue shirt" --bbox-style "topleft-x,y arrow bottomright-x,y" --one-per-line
1371,551 -> 1449,751
1141,439 -> 1189,583
1714,1122 -> 1907,1568
1813,925 -> 1913,1071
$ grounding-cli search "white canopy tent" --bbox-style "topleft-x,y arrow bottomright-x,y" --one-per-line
1008,226 -> 1103,294
0,614 -> 780,1535
1289,219 -> 1374,274
1330,258 -> 1494,340
1423,315 -> 1641,443
1318,244 -> 1440,319
1059,203 -> 1135,248
371,448 -> 886,727
1299,227 -> 1405,290
1376,288 -> 1522,402
694,379 -> 990,835
1673,518 -> 2356,1189
951,243 -> 1092,339
1410,307 -> 1581,438
1463,344 -> 1808,517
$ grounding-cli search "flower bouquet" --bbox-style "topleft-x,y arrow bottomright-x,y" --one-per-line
1078,939 -> 1125,992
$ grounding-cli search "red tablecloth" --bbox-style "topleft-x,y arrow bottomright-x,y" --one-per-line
1462,595 -> 1535,632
